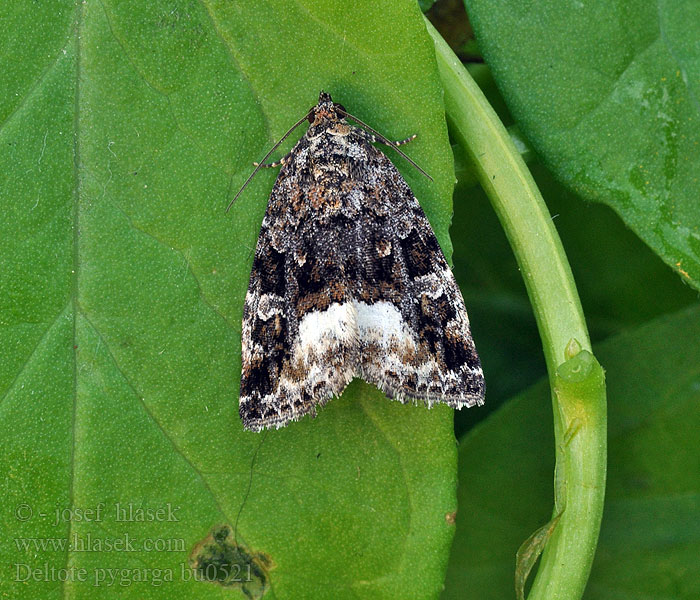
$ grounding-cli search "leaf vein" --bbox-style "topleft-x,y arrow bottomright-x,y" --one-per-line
0,307 -> 70,407
79,310 -> 235,528
0,34 -> 73,135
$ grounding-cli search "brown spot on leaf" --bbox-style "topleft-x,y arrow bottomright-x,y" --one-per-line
189,525 -> 272,599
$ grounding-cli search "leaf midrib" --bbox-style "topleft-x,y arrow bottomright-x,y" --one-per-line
63,0 -> 82,596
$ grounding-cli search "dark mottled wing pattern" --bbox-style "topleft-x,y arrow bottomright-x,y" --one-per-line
239,99 -> 483,431
349,136 -> 484,405
239,129 -> 361,431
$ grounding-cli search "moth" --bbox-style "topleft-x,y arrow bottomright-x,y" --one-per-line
231,92 -> 484,431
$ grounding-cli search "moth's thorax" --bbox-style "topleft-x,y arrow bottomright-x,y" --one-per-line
307,118 -> 350,139
301,125 -> 357,172
310,107 -> 338,125
269,124 -> 395,230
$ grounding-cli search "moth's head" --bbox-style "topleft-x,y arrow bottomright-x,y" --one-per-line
308,91 -> 346,125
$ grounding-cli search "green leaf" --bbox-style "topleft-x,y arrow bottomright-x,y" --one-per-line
442,304 -> 700,600
0,2 -> 459,598
464,0 -> 700,289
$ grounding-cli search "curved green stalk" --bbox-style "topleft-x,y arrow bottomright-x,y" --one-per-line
425,18 -> 607,600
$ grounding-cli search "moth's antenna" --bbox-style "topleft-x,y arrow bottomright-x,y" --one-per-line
336,108 -> 433,182
226,112 -> 311,213
233,429 -> 269,547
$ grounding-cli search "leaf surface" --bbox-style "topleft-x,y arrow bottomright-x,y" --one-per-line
0,2 -> 459,598
465,0 -> 700,289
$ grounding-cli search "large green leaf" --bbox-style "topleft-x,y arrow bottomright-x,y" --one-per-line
442,304 -> 700,599
0,2 -> 460,598
464,0 -> 700,290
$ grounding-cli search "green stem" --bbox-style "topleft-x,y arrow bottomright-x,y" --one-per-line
425,18 -> 607,600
